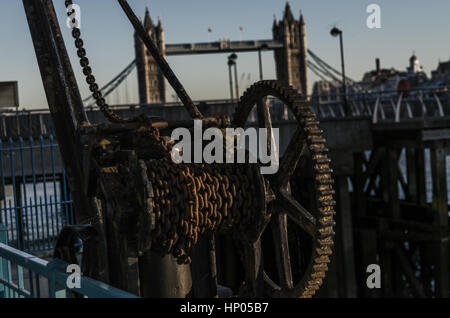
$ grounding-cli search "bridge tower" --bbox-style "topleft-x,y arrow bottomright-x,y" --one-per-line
273,2 -> 309,96
135,7 -> 167,104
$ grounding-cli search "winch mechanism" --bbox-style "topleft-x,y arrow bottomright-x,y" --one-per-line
54,0 -> 336,298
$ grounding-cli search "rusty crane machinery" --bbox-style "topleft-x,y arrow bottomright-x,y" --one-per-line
23,0 -> 336,298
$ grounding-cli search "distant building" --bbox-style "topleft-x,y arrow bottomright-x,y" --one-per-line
360,53 -> 428,91
407,53 -> 422,74
360,58 -> 405,91
272,2 -> 308,96
312,80 -> 342,103
134,7 -> 167,104
312,79 -> 360,104
431,60 -> 450,86
406,53 -> 428,87
312,53 -> 430,100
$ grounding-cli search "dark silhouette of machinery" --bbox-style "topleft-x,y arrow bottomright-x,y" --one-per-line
23,0 -> 335,298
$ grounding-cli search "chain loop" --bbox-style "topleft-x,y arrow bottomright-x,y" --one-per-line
146,159 -> 259,264
65,0 -> 136,123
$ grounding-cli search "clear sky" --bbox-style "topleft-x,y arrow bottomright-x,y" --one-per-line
1,0 -> 450,109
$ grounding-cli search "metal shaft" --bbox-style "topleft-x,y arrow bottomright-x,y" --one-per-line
23,0 -> 110,285
22,0 -> 92,222
258,49 -> 264,81
339,32 -> 348,115
234,63 -> 239,100
228,63 -> 234,100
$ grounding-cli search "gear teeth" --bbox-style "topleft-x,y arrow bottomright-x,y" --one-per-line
319,206 -> 336,216
231,80 -> 335,299
313,263 -> 328,272
305,121 -> 320,128
316,177 -> 334,185
316,246 -> 333,256
311,146 -> 329,154
314,255 -> 330,264
308,128 -> 324,135
319,216 -> 335,227
319,226 -> 335,237
306,279 -> 322,288
319,189 -> 335,196
316,167 -> 333,174
320,199 -> 337,207
311,271 -> 326,279
318,236 -> 334,246
309,137 -> 327,144
316,158 -> 332,164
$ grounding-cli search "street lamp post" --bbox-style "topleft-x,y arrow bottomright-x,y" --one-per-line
227,59 -> 235,101
330,27 -> 349,115
258,44 -> 268,81
233,59 -> 239,99
228,53 -> 238,101
228,53 -> 239,100
258,49 -> 263,81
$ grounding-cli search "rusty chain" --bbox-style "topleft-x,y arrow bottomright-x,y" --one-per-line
146,158 -> 260,265
65,0 -> 136,123
66,0 -> 204,122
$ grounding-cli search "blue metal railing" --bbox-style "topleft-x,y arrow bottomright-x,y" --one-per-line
0,135 -> 74,253
0,224 -> 137,298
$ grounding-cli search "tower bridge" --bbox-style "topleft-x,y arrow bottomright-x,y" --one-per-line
165,40 -> 284,55
134,3 -> 308,104
83,3 -> 358,109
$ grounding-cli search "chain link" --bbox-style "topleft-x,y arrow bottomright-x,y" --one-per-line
146,158 -> 259,265
65,0 -> 136,123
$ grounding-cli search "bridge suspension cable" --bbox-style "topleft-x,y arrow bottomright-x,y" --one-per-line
307,60 -> 332,82
307,58 -> 341,82
308,49 -> 356,84
308,49 -> 367,93
84,48 -> 365,106
83,60 -> 136,106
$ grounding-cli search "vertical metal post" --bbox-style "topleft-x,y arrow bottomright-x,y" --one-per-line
23,0 -> 111,286
228,61 -> 234,101
15,107 -> 21,137
0,224 -> 11,298
9,139 -> 23,250
258,49 -> 264,81
138,252 -> 192,297
234,63 -> 240,101
0,225 -> 8,244
22,0 -> 92,223
430,143 -> 449,297
339,32 -> 348,115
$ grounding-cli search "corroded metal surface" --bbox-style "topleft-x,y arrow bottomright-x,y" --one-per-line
145,160 -> 266,264
26,0 -> 335,298
233,80 -> 336,297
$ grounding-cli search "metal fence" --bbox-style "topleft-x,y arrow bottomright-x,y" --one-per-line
0,135 -> 74,253
313,86 -> 450,122
0,225 -> 137,298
